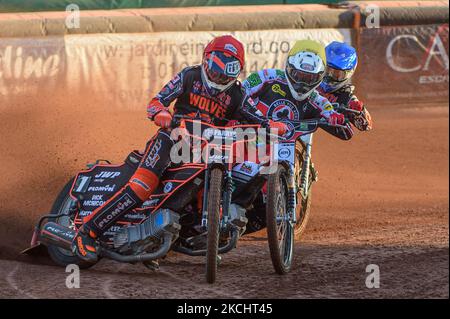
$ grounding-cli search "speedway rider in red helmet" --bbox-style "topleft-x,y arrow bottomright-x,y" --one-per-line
72,35 -> 288,262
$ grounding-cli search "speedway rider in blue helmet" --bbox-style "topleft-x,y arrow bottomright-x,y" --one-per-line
318,41 -> 373,132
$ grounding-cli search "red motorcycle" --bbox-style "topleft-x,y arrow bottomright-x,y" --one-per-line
23,117 -> 264,284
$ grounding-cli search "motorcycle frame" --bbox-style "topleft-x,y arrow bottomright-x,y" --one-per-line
276,119 -> 324,225
173,119 -> 261,253
298,133 -> 314,199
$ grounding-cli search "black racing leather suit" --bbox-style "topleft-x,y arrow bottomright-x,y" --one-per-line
148,65 -> 268,127
85,65 -> 268,235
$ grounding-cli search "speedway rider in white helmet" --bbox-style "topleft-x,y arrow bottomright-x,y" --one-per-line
232,40 -> 354,233
243,39 -> 353,139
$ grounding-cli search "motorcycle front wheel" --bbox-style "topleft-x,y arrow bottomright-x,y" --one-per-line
266,164 -> 294,275
205,168 -> 223,284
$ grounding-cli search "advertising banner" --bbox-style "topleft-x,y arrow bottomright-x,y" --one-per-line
1,28 -> 351,111
355,24 -> 449,105
0,36 -> 66,99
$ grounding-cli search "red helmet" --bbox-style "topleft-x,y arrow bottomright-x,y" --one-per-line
201,35 -> 245,96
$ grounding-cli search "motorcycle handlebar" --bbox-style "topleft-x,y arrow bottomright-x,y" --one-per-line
335,105 -> 363,116
170,114 -> 187,129
169,115 -> 348,136
280,118 -> 349,129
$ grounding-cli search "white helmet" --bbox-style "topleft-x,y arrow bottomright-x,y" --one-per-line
285,40 -> 327,101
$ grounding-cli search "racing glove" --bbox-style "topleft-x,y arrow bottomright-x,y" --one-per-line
348,100 -> 364,112
147,99 -> 166,120
327,112 -> 345,126
154,110 -> 173,128
353,108 -> 373,131
347,99 -> 373,131
268,120 -> 289,136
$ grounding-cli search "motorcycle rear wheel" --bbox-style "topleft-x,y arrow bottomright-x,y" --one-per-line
205,168 -> 223,284
47,178 -> 97,269
266,164 -> 294,275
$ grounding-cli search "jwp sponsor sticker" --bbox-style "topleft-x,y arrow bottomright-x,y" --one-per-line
95,171 -> 121,179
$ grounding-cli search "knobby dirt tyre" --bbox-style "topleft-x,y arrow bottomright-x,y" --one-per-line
205,168 -> 223,284
266,164 -> 294,275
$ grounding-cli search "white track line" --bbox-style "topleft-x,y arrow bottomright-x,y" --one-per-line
156,267 -> 243,299
6,264 -> 37,299
101,263 -> 127,299
99,261 -> 242,299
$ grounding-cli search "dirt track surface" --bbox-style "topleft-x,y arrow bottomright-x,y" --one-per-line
0,104 -> 448,299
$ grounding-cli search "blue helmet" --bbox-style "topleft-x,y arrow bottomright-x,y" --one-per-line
320,41 -> 358,93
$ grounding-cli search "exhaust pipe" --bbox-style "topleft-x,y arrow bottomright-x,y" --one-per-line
100,233 -> 173,263
39,221 -> 174,264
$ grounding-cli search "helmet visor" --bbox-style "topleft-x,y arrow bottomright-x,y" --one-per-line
204,63 -> 235,85
286,64 -> 323,87
324,66 -> 354,83
203,51 -> 240,86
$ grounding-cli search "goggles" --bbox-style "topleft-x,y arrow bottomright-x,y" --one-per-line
324,66 -> 354,83
286,64 -> 324,87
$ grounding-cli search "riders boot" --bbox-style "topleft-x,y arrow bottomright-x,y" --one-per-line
72,225 -> 99,263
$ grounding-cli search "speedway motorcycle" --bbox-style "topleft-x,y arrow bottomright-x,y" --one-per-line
264,108 -> 357,274
23,117 -> 264,284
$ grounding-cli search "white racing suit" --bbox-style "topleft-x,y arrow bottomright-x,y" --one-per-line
231,69 -> 353,232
